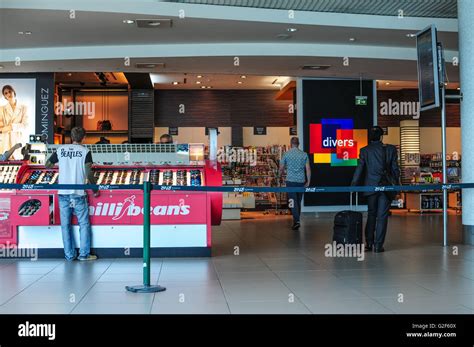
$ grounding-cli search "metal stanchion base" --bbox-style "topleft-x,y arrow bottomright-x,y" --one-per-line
125,285 -> 166,293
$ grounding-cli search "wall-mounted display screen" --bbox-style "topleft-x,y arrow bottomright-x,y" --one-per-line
416,25 -> 440,111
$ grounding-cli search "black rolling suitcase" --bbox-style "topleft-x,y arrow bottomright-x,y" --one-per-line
333,192 -> 363,245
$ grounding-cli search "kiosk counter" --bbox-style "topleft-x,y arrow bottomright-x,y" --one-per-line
0,143 -> 222,257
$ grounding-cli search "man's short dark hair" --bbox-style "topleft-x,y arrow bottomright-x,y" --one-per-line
160,134 -> 173,144
369,126 -> 384,142
71,127 -> 86,143
290,137 -> 300,146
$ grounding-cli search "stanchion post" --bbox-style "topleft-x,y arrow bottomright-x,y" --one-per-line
143,180 -> 151,286
125,179 -> 166,293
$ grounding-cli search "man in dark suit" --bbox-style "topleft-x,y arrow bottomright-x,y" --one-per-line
351,126 -> 400,253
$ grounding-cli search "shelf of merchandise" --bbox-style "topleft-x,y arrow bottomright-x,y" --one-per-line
221,145 -> 288,210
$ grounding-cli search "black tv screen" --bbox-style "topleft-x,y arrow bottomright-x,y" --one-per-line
416,25 -> 440,111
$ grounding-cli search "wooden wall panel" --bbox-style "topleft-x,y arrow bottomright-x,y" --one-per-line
155,90 -> 292,127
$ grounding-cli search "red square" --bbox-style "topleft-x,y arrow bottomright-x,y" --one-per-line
309,123 -> 333,154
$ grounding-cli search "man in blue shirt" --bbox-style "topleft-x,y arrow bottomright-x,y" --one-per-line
0,143 -> 22,161
279,137 -> 311,230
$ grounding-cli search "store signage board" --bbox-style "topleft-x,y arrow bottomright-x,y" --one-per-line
355,96 -> 368,106
416,25 -> 440,111
253,127 -> 267,135
168,127 -> 178,136
289,126 -> 297,135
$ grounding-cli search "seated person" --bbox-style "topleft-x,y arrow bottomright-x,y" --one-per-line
0,143 -> 22,161
160,134 -> 173,144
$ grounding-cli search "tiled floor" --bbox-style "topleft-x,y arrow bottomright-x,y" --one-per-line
0,212 -> 473,314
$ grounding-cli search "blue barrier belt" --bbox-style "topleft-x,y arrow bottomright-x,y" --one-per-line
0,183 -> 473,193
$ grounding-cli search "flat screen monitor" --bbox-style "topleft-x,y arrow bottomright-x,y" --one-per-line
416,25 -> 440,111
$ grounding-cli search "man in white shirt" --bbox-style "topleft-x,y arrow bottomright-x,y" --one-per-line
46,127 -> 99,261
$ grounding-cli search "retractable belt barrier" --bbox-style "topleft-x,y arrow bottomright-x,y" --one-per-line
1,181 -> 467,294
1,183 -> 473,192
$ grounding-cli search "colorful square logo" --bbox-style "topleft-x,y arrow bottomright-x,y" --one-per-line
309,119 -> 367,167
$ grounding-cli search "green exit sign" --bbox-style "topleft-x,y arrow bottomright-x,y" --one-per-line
355,96 -> 368,106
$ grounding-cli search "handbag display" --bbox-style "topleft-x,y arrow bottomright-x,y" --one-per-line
96,120 -> 112,131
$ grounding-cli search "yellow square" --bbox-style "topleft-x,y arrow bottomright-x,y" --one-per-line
314,153 -> 331,163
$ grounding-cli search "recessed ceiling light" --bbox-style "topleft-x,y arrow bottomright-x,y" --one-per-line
123,20 -> 135,24
207,86 -> 212,89
197,75 -> 203,78
301,65 -> 331,70
457,87 -> 461,90
18,31 -> 24,35
172,81 -> 179,85
240,75 -> 247,79
25,31 -> 32,35
406,33 -> 416,38
67,73 -> 72,77
349,37 -> 356,42
237,81 -> 243,84
385,82 -> 391,85
201,86 -> 206,89
287,28 -> 298,32
196,81 -> 201,84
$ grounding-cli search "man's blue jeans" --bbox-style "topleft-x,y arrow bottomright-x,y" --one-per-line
286,181 -> 305,223
58,194 -> 92,260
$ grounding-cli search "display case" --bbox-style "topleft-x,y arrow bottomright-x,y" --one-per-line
1,144 -> 222,257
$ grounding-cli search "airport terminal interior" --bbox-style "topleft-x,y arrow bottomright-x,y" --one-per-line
0,0 -> 473,315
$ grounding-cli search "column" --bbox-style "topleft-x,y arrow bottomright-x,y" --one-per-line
458,0 -> 474,244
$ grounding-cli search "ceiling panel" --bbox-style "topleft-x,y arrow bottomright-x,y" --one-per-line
167,0 -> 457,18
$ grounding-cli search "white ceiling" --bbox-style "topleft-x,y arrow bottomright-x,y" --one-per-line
0,1 -> 460,82
168,0 -> 457,18
150,73 -> 291,89
0,9 -> 458,50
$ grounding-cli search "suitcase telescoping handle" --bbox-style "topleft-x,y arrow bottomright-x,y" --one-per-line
349,192 -> 358,211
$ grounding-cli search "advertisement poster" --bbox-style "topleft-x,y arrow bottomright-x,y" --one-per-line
0,78 -> 36,158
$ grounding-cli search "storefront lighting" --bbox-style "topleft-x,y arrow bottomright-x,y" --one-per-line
173,81 -> 179,85
123,20 -> 135,24
287,28 -> 298,32
240,75 -> 247,79
201,86 -> 206,89
349,37 -> 356,41
197,75 -> 203,78
196,81 -> 201,84
237,81 -> 243,84
385,82 -> 391,85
